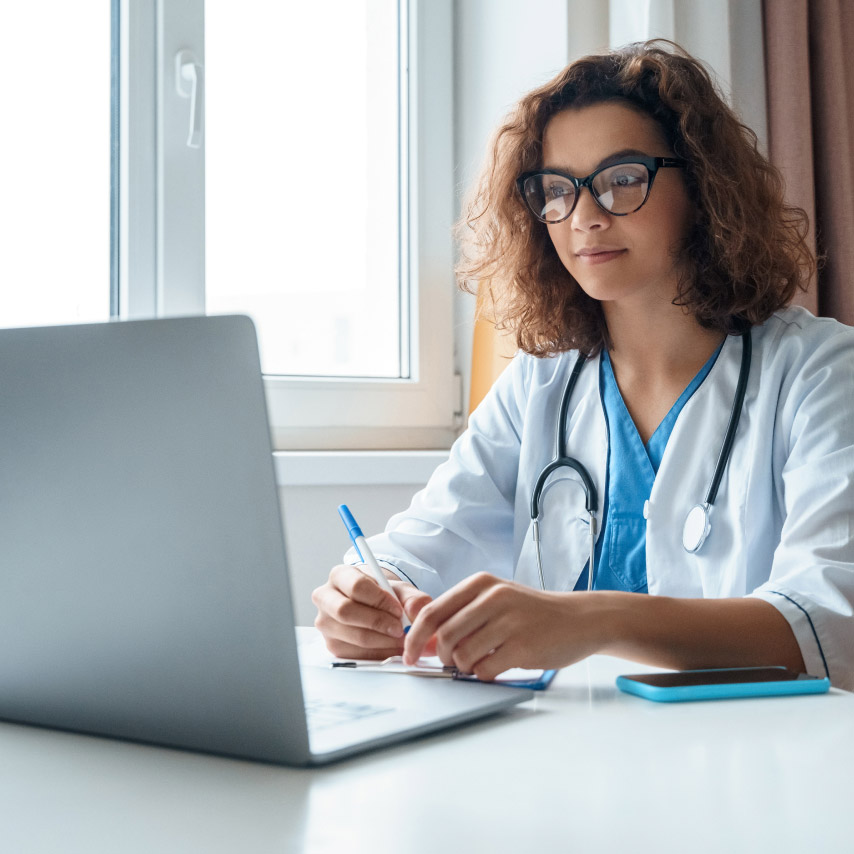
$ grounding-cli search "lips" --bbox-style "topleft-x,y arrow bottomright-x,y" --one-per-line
575,247 -> 627,264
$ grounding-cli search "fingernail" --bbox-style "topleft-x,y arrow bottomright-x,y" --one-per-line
387,625 -> 403,638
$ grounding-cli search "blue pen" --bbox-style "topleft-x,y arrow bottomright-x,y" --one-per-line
338,504 -> 411,631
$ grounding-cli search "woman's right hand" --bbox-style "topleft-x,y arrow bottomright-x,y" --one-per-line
312,564 -> 432,660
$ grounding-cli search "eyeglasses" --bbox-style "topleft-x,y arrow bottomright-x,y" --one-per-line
517,156 -> 687,223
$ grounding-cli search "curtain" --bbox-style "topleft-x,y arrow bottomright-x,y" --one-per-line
763,0 -> 854,324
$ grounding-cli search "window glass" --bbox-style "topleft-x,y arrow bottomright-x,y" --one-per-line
205,0 -> 403,378
0,4 -> 110,328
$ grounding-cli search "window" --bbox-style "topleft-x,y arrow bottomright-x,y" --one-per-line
119,0 -> 458,450
0,4 -> 111,328
206,1 -> 403,380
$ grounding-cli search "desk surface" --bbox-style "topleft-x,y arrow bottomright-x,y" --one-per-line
0,628 -> 850,854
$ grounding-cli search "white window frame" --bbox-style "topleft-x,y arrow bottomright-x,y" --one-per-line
118,0 -> 458,451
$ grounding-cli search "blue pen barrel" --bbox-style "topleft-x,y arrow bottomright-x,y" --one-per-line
336,503 -> 410,628
338,504 -> 365,561
338,504 -> 364,540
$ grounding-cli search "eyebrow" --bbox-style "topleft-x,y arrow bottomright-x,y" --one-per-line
543,148 -> 651,175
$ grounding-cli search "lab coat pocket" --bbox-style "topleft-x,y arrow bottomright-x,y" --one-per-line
606,513 -> 648,592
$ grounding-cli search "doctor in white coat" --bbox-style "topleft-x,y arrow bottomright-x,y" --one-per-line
312,42 -> 854,690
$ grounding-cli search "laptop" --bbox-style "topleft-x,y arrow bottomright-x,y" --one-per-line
0,315 -> 532,765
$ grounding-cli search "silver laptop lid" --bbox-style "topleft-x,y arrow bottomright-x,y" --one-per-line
0,316 -> 311,763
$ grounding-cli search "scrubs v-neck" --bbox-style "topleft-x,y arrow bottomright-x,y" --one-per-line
574,342 -> 723,592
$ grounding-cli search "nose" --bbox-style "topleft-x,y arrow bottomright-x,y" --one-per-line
570,186 -> 610,232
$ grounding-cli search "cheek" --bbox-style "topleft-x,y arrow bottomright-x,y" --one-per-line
658,212 -> 695,267
629,202 -> 691,264
658,191 -> 697,246
546,224 -> 573,269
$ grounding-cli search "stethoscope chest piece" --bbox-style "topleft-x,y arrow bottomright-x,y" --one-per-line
680,329 -> 752,554
682,503 -> 711,553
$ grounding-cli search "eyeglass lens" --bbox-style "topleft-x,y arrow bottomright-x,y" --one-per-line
523,163 -> 651,221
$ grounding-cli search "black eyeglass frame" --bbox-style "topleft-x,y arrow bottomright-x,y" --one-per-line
517,156 -> 688,223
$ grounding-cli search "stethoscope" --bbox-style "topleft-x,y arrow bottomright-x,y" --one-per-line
530,330 -> 752,592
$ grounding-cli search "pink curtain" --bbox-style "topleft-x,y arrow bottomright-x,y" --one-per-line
763,0 -> 854,324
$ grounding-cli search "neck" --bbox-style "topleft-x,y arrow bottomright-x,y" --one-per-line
602,298 -> 724,384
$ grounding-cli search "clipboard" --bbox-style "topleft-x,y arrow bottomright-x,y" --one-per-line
331,656 -> 557,691
455,668 -> 557,690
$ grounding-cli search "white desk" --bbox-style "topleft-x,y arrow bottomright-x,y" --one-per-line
0,629 -> 850,853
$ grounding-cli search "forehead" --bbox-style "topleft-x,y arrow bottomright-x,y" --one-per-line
542,102 -> 671,173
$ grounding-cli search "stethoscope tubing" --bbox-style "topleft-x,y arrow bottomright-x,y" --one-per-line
530,329 -> 751,587
530,353 -> 598,520
704,330 -> 752,506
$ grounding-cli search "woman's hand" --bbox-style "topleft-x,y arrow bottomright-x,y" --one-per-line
312,564 -> 432,660
403,572 -> 601,680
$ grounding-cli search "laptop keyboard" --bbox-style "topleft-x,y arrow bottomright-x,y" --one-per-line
305,698 -> 395,731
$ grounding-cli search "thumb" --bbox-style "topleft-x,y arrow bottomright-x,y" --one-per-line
397,585 -> 432,621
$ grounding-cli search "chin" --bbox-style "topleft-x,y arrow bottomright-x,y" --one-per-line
570,276 -> 630,303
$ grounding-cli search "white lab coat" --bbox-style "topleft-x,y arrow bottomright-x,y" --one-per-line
358,307 -> 854,690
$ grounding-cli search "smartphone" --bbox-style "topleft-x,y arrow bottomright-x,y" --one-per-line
616,666 -> 830,702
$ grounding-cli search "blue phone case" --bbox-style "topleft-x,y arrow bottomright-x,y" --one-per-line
616,668 -> 831,702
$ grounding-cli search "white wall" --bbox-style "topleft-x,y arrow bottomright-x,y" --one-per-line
453,0 -> 571,411
278,452 -> 448,625
608,0 -> 767,150
281,481 -> 429,625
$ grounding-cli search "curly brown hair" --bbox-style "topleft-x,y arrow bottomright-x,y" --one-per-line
456,40 -> 815,357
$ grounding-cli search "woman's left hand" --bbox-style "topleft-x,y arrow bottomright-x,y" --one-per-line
402,572 -> 602,680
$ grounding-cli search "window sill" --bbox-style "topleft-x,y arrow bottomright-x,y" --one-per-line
273,450 -> 449,487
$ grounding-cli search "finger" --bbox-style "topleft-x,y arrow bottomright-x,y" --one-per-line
470,643 -> 517,683
422,634 -> 438,657
330,564 -> 405,619
434,607 -> 492,668
320,634 -> 405,662
395,585 -> 433,622
315,609 -> 406,653
313,582 -> 405,641
403,573 -> 494,664
444,617 -> 512,675
421,577 -> 511,666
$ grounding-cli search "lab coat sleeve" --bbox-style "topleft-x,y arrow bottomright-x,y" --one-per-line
344,354 -> 533,599
748,324 -> 854,689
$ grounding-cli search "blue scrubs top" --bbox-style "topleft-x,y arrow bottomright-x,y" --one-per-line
574,342 -> 723,592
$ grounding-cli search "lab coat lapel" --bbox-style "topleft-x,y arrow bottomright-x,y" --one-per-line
515,353 -> 608,592
646,334 -> 746,596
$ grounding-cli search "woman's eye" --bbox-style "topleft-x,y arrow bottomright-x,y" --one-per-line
546,183 -> 572,199
610,171 -> 643,187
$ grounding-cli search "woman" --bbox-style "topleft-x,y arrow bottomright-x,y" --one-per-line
312,42 -> 854,689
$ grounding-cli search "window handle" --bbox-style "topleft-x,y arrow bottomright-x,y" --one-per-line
175,50 -> 203,148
